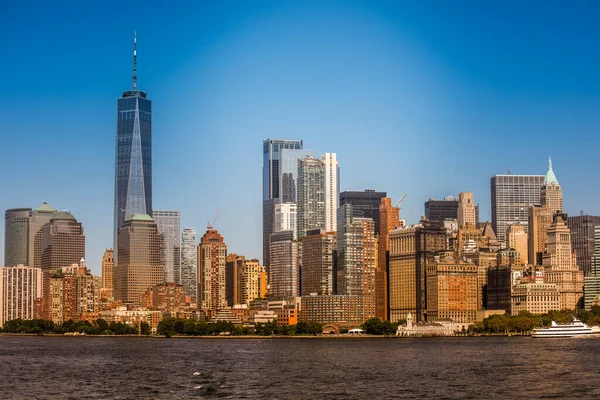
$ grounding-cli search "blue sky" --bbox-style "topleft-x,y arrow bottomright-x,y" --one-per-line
1,1 -> 599,274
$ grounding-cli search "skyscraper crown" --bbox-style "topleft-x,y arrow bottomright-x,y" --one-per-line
544,156 -> 559,186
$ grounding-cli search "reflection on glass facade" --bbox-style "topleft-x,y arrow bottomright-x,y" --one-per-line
4,208 -> 31,267
181,228 -> 198,303
114,90 -> 152,260
153,210 -> 180,283
279,148 -> 316,204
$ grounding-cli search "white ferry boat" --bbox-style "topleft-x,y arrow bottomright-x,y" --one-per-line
531,318 -> 600,338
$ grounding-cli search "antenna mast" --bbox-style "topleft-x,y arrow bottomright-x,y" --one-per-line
133,32 -> 137,91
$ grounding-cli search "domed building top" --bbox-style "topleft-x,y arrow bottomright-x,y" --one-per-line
50,211 -> 77,222
544,156 -> 559,186
124,213 -> 154,222
34,202 -> 57,213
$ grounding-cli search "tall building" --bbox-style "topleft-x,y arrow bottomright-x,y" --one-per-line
274,203 -> 297,239
180,228 -> 198,304
225,253 -> 239,305
28,202 -> 57,269
262,139 -> 304,270
114,33 -> 153,264
507,225 -> 528,266
340,190 -> 386,234
584,226 -> 600,309
301,230 -> 336,296
568,215 -> 600,276
388,221 -> 447,322
424,197 -> 458,223
322,153 -> 339,233
4,208 -> 31,267
269,231 -> 300,299
457,192 -> 477,228
236,258 -> 266,306
279,148 -> 316,204
152,210 -> 181,283
41,211 -> 85,274
297,156 -> 325,239
197,229 -> 227,311
491,174 -> 544,244
540,157 -> 563,215
0,265 -> 43,327
542,214 -> 584,310
377,198 -> 401,320
101,249 -> 114,298
114,214 -> 164,307
528,206 -> 552,266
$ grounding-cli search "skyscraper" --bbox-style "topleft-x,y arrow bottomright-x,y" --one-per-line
301,230 -> 336,296
491,174 -> 544,244
540,157 -> 563,215
152,210 -> 181,283
378,198 -> 401,320
340,190 -> 386,234
0,265 -> 43,327
274,203 -> 297,239
114,214 -> 164,307
297,156 -> 325,239
4,208 -> 31,267
101,248 -> 114,298
114,33 -> 153,263
457,192 -> 477,228
197,229 -> 227,311
424,197 -> 458,223
322,153 -> 339,233
568,214 -> 600,276
263,139 -> 304,270
41,212 -> 85,274
506,225 -> 527,266
28,202 -> 57,269
181,228 -> 198,303
269,231 -> 300,299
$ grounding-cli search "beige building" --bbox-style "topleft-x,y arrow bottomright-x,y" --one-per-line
237,258 -> 266,306
543,214 -> 584,310
301,230 -> 336,296
378,198 -> 401,320
511,278 -> 560,315
507,225 -> 528,267
100,306 -> 163,334
197,229 -> 227,311
141,282 -> 188,312
299,294 -> 363,323
540,157 -> 563,215
426,258 -> 478,323
102,248 -> 114,299
41,211 -> 85,274
457,192 -> 477,228
114,214 -> 165,307
0,265 -> 43,327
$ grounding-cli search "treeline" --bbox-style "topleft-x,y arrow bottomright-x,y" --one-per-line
1,319 -> 151,335
470,306 -> 600,334
361,318 -> 403,335
156,318 -> 324,337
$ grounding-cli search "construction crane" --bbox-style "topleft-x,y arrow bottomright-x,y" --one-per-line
207,209 -> 220,230
395,193 -> 407,209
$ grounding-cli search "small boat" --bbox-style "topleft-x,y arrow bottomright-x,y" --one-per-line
531,318 -> 600,338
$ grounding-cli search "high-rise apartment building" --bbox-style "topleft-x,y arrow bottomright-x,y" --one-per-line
322,153 -> 339,233
152,210 -> 181,283
543,214 -> 584,310
114,214 -> 164,307
28,202 -> 57,269
114,34 -> 153,264
225,254 -> 238,306
0,265 -> 43,327
491,174 -> 544,244
41,211 -> 85,274
507,225 -> 527,266
301,230 -> 336,296
424,197 -> 458,223
297,156 -> 325,239
457,192 -> 477,228
389,221 -> 447,322
269,231 -> 300,299
236,258 -> 266,306
181,228 -> 198,304
4,208 -> 31,267
102,249 -> 114,298
568,215 -> 600,276
340,190 -> 386,234
377,198 -> 401,320
274,203 -> 297,239
197,229 -> 227,311
263,139 -> 304,270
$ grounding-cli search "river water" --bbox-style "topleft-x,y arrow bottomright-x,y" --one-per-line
1,336 -> 599,399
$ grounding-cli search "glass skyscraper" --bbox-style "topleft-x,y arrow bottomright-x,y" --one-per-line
114,34 -> 152,260
153,210 -> 181,283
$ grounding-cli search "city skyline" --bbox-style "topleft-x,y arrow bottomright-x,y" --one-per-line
2,2 -> 600,274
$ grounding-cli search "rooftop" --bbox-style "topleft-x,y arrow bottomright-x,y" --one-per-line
34,202 -> 57,213
124,213 -> 154,222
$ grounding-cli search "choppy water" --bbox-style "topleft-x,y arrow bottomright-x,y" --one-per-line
1,336 -> 600,399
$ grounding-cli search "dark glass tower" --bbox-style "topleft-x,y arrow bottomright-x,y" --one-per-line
114,33 -> 152,261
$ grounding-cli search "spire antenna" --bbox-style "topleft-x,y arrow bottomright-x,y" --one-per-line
133,32 -> 137,91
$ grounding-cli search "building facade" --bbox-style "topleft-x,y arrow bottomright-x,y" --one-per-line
424,197 -> 458,223
0,265 -> 43,327
4,208 -> 31,267
180,228 -> 198,304
377,198 -> 401,320
41,211 -> 85,273
28,202 -> 58,269
301,230 -> 336,296
457,192 -> 477,228
511,279 -> 560,316
269,231 -> 299,299
297,156 -> 325,239
102,248 -> 114,298
299,294 -> 363,324
197,229 -> 227,311
274,203 -> 297,240
568,215 -> 600,276
507,225 -> 528,267
322,153 -> 339,233
340,190 -> 386,234
152,210 -> 181,283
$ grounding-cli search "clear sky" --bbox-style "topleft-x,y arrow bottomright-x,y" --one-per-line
1,1 -> 599,274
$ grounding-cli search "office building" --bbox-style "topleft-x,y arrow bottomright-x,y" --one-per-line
102,249 -> 114,298
197,229 -> 227,311
322,153 -> 339,233
269,231 -> 300,299
491,174 -> 544,244
584,227 -> 600,309
0,265 -> 43,327
457,192 -> 477,228
114,214 -> 164,307
377,198 -> 401,320
540,157 -> 563,215
529,206 -> 552,266
4,208 -> 31,267
301,230 -> 336,296
28,202 -> 58,269
152,210 -> 181,283
41,211 -> 85,273
236,258 -> 266,306
180,228 -> 198,303
274,203 -> 297,239
114,34 -> 153,264
568,215 -> 600,276
511,279 -> 560,316
506,225 -> 527,267
424,197 -> 458,223
340,190 -> 386,234
297,156 -> 325,239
